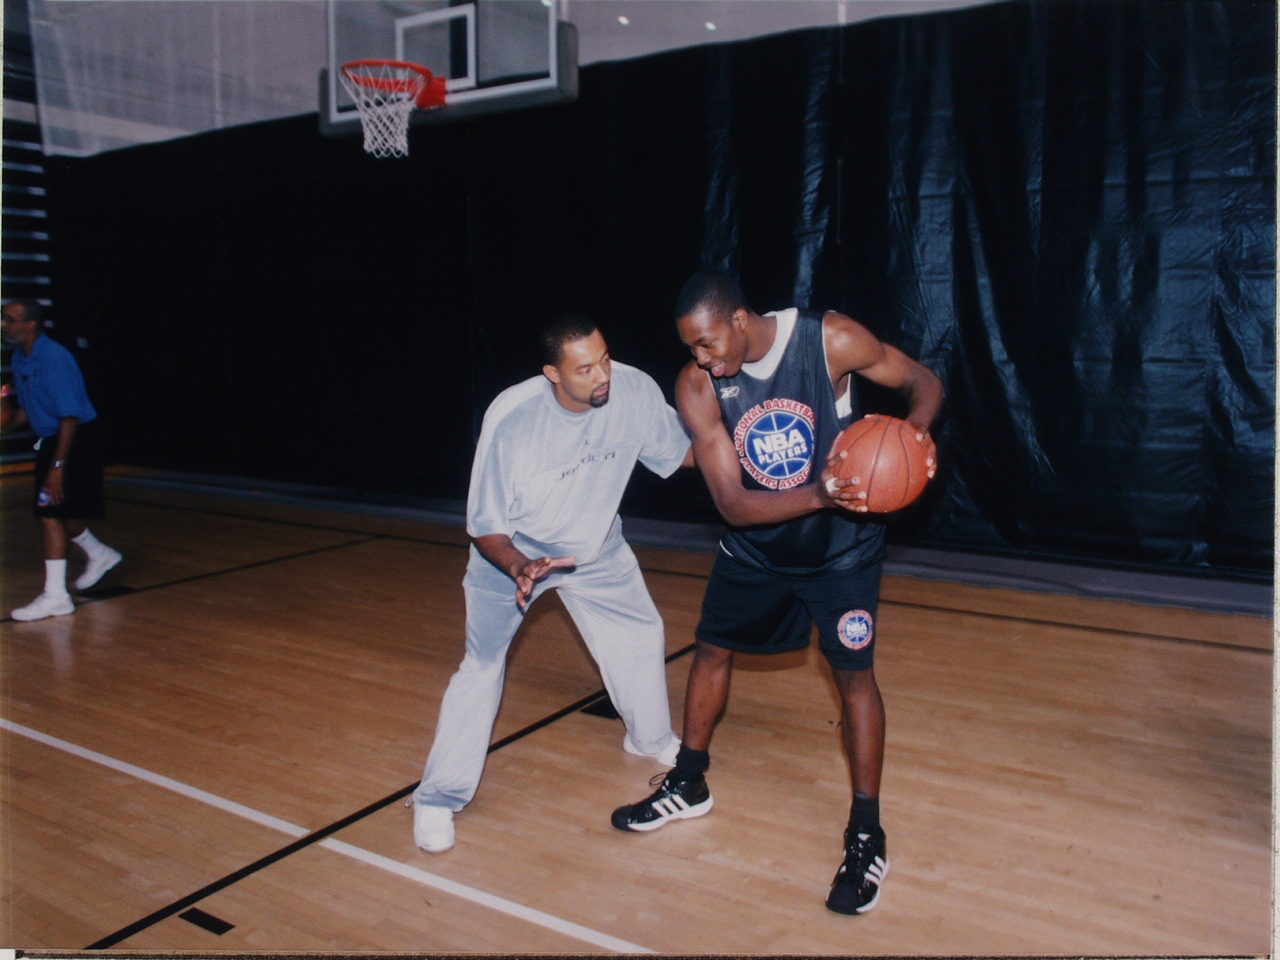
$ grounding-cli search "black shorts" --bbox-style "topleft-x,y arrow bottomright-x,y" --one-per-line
696,546 -> 883,671
33,419 -> 106,520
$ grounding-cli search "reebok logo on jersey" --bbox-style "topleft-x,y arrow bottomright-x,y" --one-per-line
733,398 -> 816,489
719,385 -> 740,399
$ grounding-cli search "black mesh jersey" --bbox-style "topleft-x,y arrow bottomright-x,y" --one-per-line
714,308 -> 886,576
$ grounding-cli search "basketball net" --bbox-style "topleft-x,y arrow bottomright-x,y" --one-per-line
339,60 -> 445,158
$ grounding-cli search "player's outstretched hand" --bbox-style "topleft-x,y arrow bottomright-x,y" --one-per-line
515,555 -> 577,610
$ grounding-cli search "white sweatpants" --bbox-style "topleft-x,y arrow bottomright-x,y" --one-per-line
414,530 -> 677,810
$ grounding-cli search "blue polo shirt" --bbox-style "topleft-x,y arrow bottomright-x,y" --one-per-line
10,334 -> 97,438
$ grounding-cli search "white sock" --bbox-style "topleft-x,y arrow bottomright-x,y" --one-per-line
44,559 -> 70,597
72,528 -> 107,558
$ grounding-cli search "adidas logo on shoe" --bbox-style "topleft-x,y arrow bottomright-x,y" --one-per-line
611,772 -> 713,832
826,826 -> 889,915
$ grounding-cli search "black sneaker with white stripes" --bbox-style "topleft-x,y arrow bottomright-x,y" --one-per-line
825,826 -> 889,914
611,772 -> 713,832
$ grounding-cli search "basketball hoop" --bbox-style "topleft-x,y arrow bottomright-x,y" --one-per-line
339,59 -> 446,158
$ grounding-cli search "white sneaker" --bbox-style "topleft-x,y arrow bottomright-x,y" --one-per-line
76,547 -> 123,591
413,804 -> 455,853
11,591 -> 75,622
623,732 -> 681,767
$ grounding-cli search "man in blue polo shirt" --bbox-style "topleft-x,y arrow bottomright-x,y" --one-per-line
2,299 -> 122,620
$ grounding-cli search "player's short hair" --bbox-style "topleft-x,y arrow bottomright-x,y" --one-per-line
4,298 -> 43,323
541,313 -> 600,367
675,270 -> 749,322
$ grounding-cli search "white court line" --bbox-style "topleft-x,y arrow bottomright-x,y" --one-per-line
4,719 -> 309,838
2,718 -> 654,955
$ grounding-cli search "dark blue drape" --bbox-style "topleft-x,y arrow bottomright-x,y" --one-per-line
693,0 -> 1274,575
41,0 -> 1274,579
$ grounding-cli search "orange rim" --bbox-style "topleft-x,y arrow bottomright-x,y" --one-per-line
341,59 -> 445,109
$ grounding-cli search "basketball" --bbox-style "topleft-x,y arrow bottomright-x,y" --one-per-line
831,414 -> 932,513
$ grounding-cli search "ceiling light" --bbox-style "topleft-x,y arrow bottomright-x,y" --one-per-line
618,15 -> 630,25
705,21 -> 717,30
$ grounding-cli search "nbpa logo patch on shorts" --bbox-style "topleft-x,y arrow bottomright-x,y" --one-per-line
837,610 -> 875,651
732,398 -> 816,489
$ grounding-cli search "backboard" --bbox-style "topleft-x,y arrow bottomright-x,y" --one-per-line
320,0 -> 577,136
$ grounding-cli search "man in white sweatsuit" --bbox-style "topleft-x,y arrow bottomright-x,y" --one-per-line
413,313 -> 692,853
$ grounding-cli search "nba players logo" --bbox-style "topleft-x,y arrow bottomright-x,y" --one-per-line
837,610 -> 874,651
733,398 -> 817,489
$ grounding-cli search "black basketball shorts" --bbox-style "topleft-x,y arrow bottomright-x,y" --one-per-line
33,419 -> 106,520
696,546 -> 883,671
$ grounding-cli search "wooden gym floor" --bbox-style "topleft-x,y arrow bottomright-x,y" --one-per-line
1,466 -> 1272,955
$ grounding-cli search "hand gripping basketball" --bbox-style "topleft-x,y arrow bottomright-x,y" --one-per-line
828,414 -> 936,513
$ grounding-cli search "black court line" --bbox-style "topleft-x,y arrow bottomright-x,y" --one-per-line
100,486 -> 715,581
20,483 -> 1259,944
177,907 -> 234,935
881,598 -> 1274,655
1,534 -> 384,624
83,641 -> 696,950
95,484 -> 698,577
83,779 -> 422,949
15,481 -> 1263,653
100,489 -> 460,543
86,487 -> 1275,653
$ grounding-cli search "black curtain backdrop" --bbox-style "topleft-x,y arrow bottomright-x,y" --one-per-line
43,0 -> 1274,579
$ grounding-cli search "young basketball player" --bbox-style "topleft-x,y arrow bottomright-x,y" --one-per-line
412,314 -> 692,854
611,271 -> 943,915
2,299 -> 123,620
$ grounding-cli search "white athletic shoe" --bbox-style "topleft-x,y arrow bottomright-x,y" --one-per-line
623,732 -> 681,767
413,804 -> 455,853
76,547 -> 123,591
11,591 -> 75,622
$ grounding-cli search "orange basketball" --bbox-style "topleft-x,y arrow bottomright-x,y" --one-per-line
832,414 -> 932,513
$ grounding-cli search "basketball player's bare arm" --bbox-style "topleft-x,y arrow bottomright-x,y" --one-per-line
675,363 -> 858,527
823,312 -> 943,466
471,532 -> 576,611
